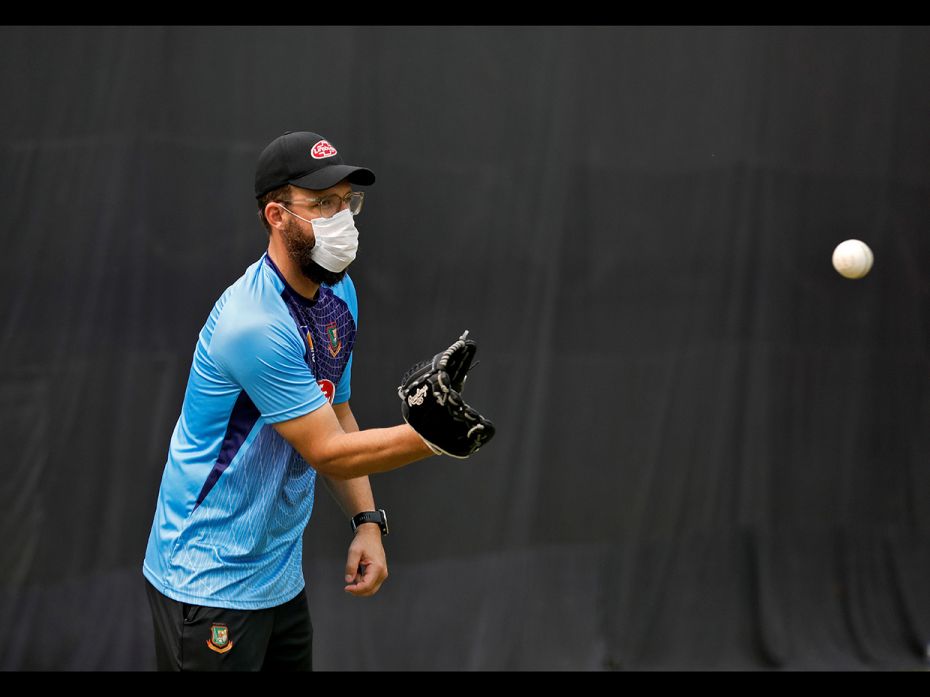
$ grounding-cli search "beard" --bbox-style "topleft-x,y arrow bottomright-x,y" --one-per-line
280,217 -> 348,287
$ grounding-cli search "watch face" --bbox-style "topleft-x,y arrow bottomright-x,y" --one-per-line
379,509 -> 389,535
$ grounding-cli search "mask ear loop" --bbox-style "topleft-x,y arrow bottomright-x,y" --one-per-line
257,202 -> 297,229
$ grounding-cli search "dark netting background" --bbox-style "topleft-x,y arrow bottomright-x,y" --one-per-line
1,26 -> 929,670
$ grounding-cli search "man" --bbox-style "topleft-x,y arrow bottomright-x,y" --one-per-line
142,131 -> 492,671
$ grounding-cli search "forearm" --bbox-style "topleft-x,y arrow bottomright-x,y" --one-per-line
321,474 -> 376,520
274,400 -> 435,480
316,424 -> 433,479
322,405 -> 376,517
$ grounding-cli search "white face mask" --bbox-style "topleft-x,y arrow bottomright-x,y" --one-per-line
279,205 -> 359,273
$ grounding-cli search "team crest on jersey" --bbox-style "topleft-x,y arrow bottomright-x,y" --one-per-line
318,379 -> 336,404
206,623 -> 233,654
311,139 -> 338,159
326,322 -> 342,357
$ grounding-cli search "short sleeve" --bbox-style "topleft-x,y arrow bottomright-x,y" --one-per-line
333,353 -> 352,404
210,312 -> 327,423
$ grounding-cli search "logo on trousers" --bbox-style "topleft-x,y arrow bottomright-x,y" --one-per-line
207,623 -> 234,654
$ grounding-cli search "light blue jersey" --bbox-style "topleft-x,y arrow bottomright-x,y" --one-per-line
143,254 -> 358,609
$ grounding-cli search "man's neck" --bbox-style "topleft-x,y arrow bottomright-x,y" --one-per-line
267,244 -> 320,302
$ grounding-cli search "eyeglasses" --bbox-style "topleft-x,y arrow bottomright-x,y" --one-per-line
280,191 -> 365,218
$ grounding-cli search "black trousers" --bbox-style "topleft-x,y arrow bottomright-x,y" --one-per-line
144,578 -> 313,671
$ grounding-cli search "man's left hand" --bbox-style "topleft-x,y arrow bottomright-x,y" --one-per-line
344,525 -> 388,596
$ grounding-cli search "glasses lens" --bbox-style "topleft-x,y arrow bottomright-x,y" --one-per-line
319,195 -> 341,217
348,192 -> 364,215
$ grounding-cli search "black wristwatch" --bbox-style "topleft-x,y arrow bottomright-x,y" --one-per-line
351,509 -> 389,536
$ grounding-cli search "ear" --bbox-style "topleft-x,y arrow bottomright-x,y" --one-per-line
264,201 -> 286,229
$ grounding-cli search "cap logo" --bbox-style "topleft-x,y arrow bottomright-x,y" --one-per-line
311,140 -> 338,159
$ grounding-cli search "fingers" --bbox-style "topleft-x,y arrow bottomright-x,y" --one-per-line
344,545 -> 362,585
344,559 -> 388,597
343,534 -> 389,597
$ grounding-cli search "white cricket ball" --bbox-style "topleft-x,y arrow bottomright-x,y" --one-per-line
832,239 -> 874,279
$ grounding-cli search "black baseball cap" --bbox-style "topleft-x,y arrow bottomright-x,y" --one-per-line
254,131 -> 376,198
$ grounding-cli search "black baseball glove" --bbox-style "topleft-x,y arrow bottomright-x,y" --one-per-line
398,331 -> 496,458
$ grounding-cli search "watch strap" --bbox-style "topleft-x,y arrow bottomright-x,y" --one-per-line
351,509 -> 388,536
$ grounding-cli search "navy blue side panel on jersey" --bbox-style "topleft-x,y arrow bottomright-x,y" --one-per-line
194,390 -> 261,510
